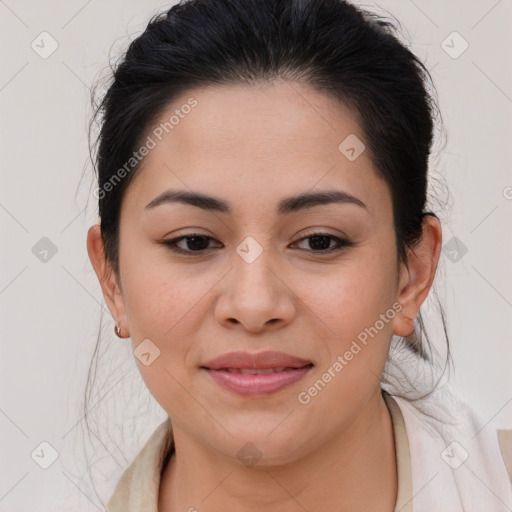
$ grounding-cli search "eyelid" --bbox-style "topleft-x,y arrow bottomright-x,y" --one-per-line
292,231 -> 354,252
161,232 -> 220,255
161,230 -> 354,256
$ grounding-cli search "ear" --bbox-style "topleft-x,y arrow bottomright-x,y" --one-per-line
86,224 -> 128,333
393,214 -> 442,337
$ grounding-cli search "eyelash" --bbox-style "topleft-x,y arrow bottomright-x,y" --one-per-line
161,231 -> 354,256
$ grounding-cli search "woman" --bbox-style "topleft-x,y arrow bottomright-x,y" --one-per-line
85,0 -> 512,510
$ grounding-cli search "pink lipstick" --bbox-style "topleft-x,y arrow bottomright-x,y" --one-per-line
201,350 -> 314,397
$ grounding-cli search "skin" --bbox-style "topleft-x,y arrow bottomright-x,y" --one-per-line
87,79 -> 442,512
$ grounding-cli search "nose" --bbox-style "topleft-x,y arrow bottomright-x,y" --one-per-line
214,242 -> 296,333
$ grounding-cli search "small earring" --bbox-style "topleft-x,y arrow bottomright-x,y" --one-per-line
115,322 -> 123,338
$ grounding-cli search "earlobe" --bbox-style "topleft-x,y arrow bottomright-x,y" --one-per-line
86,224 -> 127,327
393,263 -> 417,337
392,215 -> 442,338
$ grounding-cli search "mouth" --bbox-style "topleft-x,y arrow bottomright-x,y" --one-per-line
201,363 -> 314,397
202,350 -> 313,371
204,364 -> 314,374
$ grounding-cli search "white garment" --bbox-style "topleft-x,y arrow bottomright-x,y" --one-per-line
383,338 -> 512,511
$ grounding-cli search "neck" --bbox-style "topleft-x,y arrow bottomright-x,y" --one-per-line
159,389 -> 397,512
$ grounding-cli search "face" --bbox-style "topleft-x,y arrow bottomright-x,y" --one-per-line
89,79 -> 426,465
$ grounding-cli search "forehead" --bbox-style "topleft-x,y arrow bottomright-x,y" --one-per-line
121,80 -> 391,219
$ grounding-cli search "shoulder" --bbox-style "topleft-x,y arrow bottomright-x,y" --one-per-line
497,429 -> 512,485
106,418 -> 174,512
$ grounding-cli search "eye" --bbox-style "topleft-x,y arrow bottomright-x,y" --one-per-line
292,232 -> 354,253
162,233 -> 221,255
161,231 -> 353,256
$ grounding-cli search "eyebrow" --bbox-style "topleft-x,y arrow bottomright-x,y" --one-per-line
145,189 -> 366,215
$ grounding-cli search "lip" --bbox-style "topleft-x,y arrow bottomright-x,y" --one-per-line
201,350 -> 313,370
201,350 -> 314,397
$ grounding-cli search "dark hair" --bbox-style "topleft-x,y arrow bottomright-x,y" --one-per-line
84,0 -> 452,505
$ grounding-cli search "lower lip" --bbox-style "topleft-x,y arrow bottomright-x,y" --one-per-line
202,365 -> 313,397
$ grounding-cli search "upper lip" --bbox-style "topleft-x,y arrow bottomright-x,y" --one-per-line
202,351 -> 313,370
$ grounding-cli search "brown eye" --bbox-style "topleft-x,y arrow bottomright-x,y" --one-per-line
161,231 -> 354,256
162,234 -> 221,255
292,232 -> 354,254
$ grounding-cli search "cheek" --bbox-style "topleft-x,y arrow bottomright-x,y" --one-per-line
120,265 -> 214,410
293,249 -> 398,403
296,253 -> 398,340
121,253 -> 217,343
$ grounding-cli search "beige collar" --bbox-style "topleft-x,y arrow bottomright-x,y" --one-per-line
107,393 -> 413,511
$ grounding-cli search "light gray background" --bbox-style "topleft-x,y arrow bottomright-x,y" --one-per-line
1,0 -> 511,510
